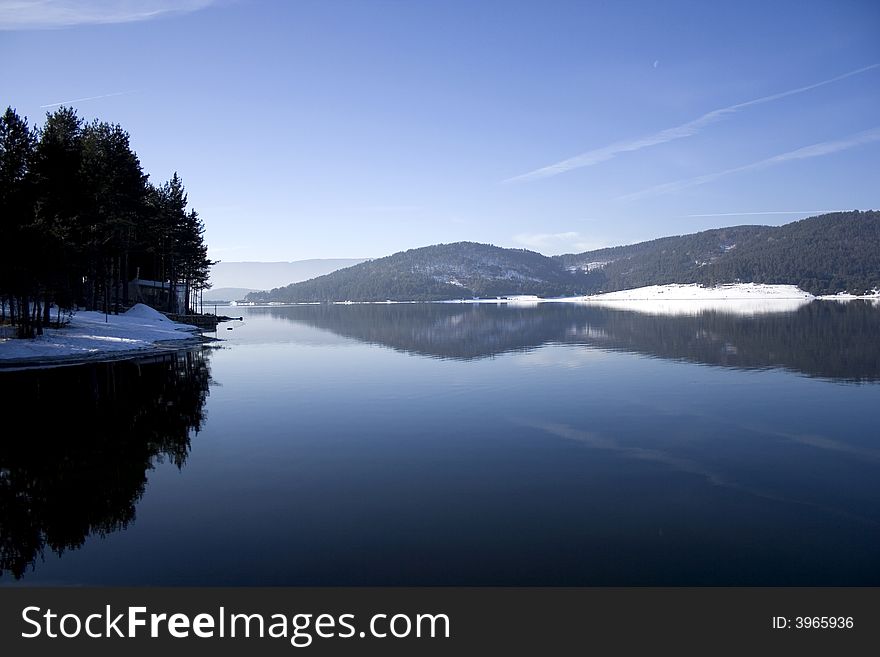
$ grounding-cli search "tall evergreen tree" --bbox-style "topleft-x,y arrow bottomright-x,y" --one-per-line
79,120 -> 147,312
0,107 -> 37,335
33,107 -> 84,319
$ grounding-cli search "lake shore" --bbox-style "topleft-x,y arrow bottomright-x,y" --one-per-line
234,283 -> 880,307
4,285 -> 879,368
0,303 -> 210,370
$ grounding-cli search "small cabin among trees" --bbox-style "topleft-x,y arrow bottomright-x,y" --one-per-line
128,278 -> 188,314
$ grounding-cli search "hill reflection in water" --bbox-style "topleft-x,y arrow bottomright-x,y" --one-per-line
254,301 -> 880,382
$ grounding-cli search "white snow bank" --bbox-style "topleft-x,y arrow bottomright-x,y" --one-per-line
562,283 -> 813,316
0,306 -> 199,365
582,283 -> 812,301
816,290 -> 880,302
124,302 -> 173,321
506,295 -> 541,306
441,283 -> 816,315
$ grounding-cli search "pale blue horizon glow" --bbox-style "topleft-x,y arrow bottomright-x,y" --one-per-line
1,0 -> 878,261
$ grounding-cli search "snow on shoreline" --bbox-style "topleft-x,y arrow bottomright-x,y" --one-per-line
572,283 -> 813,301
221,283 -> 880,312
5,285 -> 874,367
564,284 -> 814,316
816,291 -> 880,301
0,304 -> 201,368
226,283 -> 879,315
446,283 -> 878,315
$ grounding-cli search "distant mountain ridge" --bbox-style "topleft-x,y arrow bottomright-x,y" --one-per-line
246,211 -> 880,302
210,259 -> 368,291
202,287 -> 258,302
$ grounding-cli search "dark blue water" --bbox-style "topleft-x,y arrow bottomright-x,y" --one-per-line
2,301 -> 879,585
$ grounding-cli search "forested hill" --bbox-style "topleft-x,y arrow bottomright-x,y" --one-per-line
248,211 -> 880,302
246,242 -> 588,302
555,225 -> 775,282
557,210 -> 880,295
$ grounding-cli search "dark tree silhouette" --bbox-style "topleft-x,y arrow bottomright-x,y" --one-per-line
0,350 -> 212,579
0,106 -> 214,336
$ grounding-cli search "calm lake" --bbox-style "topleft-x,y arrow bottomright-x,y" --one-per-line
2,301 -> 879,585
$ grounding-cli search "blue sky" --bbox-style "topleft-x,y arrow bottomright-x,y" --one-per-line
2,0 -> 878,261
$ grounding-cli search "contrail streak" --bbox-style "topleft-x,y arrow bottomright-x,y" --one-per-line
620,127 -> 880,201
40,90 -> 137,109
504,63 -> 880,184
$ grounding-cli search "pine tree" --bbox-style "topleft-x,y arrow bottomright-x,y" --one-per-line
79,120 -> 147,312
33,107 -> 84,320
0,107 -> 37,336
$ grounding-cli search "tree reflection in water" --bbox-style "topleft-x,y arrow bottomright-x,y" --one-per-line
0,349 -> 212,579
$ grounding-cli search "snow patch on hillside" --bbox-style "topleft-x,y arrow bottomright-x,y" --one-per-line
568,261 -> 611,272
